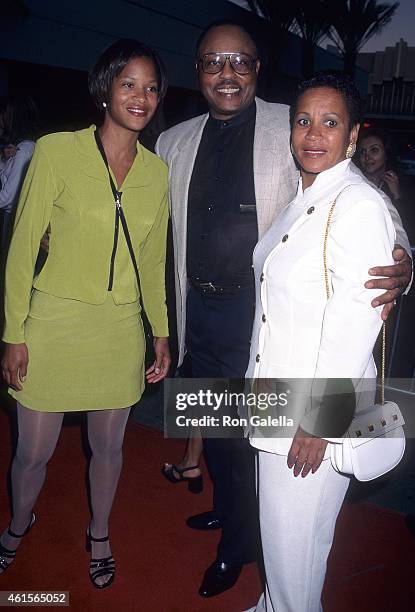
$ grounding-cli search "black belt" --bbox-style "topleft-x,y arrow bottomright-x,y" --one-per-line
189,278 -> 254,295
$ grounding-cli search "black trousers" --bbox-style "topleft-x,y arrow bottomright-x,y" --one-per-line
186,285 -> 260,564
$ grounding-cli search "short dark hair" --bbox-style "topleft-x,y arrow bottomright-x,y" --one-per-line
290,70 -> 362,130
0,95 -> 40,143
196,19 -> 258,59
88,39 -> 168,109
357,127 -> 396,167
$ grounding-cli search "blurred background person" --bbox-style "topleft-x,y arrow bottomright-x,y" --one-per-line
358,127 -> 415,382
358,127 -> 414,245
0,96 -> 39,254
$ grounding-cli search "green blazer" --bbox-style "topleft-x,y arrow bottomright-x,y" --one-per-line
3,125 -> 169,344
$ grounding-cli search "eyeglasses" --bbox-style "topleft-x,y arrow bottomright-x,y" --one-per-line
198,52 -> 257,75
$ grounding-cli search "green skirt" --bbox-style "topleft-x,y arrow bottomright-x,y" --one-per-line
10,290 -> 145,412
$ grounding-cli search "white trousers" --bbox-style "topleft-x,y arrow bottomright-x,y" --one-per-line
253,452 -> 350,612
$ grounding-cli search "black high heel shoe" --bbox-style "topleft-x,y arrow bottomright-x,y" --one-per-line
86,527 -> 116,589
161,464 -> 203,494
0,513 -> 36,574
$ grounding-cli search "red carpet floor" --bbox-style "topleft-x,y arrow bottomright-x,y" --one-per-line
1,406 -> 414,612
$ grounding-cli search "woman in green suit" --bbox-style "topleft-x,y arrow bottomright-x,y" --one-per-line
0,39 -> 171,588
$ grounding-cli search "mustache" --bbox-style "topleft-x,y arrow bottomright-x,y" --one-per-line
215,80 -> 241,89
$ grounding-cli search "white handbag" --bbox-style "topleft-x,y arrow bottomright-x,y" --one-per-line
323,192 -> 406,482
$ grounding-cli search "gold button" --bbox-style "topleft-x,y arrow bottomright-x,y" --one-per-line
282,234 -> 288,242
262,314 -> 266,322
307,206 -> 315,214
256,354 -> 260,362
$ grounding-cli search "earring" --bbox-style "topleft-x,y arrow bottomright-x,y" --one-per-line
346,142 -> 356,158
102,102 -> 107,109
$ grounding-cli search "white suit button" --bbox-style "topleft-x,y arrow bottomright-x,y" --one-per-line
262,314 -> 266,322
307,206 -> 315,214
260,273 -> 264,282
282,234 -> 288,242
256,354 -> 260,362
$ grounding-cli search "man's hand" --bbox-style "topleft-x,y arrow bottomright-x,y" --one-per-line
3,144 -> 18,161
365,244 -> 412,321
1,343 -> 29,391
145,337 -> 171,384
40,224 -> 51,253
287,426 -> 328,478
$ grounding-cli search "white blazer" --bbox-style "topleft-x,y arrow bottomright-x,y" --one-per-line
246,159 -> 396,455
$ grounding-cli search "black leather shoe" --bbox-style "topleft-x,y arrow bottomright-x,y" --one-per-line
198,560 -> 242,598
186,511 -> 222,531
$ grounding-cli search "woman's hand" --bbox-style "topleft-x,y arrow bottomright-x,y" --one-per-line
382,170 -> 401,200
1,343 -> 29,391
287,427 -> 328,478
145,337 -> 171,384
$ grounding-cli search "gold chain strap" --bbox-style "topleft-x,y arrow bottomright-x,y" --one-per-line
323,191 -> 386,406
323,201 -> 336,300
381,321 -> 386,406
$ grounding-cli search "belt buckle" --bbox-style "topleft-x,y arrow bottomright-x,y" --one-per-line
199,282 -> 217,293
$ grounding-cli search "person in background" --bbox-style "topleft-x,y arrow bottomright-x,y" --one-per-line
0,96 -> 39,253
0,39 -> 170,588
358,127 -> 414,244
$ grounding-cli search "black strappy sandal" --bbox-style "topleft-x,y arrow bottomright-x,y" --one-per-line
161,464 -> 203,494
86,527 -> 116,589
0,513 -> 36,574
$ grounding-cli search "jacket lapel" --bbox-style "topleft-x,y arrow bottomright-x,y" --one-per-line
170,114 -> 209,285
254,98 -> 298,239
263,176 -> 355,264
76,126 -> 150,188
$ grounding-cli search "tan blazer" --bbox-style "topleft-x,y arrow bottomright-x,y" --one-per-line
156,98 -> 298,364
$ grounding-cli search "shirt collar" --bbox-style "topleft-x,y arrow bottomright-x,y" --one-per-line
207,101 -> 256,130
76,125 -> 150,187
75,125 -> 146,164
297,158 -> 352,202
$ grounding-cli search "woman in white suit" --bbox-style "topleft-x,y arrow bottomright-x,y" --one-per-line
246,72 -> 396,611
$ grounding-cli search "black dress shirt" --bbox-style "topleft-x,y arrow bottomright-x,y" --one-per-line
187,102 -> 257,286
